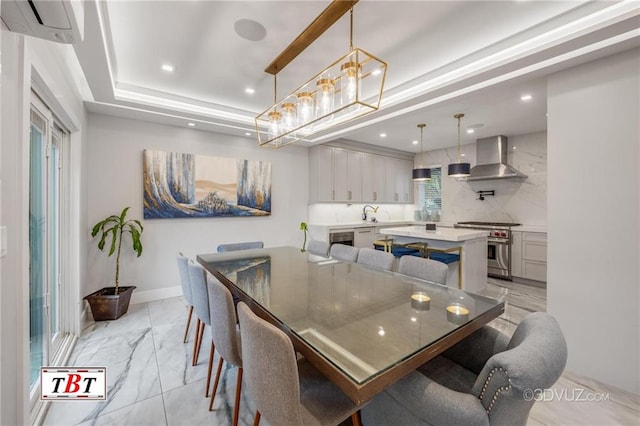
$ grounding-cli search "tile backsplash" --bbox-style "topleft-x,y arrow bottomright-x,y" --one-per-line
419,131 -> 547,226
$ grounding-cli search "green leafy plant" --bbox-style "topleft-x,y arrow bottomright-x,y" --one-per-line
91,206 -> 144,293
300,222 -> 308,252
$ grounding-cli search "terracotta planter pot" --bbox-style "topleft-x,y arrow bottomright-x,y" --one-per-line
84,286 -> 137,321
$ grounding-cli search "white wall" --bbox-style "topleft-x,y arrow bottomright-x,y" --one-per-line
85,113 -> 309,303
418,131 -> 547,226
547,48 -> 639,394
0,31 -> 87,425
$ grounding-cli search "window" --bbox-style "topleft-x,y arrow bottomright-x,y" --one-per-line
418,166 -> 442,211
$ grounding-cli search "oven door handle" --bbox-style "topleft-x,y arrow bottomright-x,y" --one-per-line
488,238 -> 509,244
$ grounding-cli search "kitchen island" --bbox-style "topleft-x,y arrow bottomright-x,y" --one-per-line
380,226 -> 489,292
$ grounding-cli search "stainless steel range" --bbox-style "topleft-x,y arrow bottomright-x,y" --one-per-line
454,221 -> 521,280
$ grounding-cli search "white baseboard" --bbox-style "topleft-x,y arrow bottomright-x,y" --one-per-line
130,286 -> 182,305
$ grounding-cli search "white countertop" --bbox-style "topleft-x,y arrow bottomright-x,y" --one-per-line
380,226 -> 489,242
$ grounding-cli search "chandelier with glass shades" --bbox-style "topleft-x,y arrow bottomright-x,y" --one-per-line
255,0 -> 387,148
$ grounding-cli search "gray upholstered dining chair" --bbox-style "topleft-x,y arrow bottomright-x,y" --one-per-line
187,261 -> 215,397
176,253 -> 194,343
329,243 -> 360,263
362,312 -> 568,426
357,247 -> 395,271
217,241 -> 264,252
398,255 -> 448,285
206,277 -> 243,426
307,239 -> 330,257
237,302 -> 364,426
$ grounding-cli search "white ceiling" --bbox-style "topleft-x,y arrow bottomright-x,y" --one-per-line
76,0 -> 640,152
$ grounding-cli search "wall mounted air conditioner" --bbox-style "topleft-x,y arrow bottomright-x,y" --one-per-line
1,0 -> 84,44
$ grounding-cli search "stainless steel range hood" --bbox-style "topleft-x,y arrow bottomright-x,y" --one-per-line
466,135 -> 527,181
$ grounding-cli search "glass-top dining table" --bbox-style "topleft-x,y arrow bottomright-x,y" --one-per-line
197,246 -> 504,404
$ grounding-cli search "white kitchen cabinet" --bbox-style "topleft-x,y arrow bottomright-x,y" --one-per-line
512,231 -> 547,282
309,145 -> 334,201
333,148 -> 361,202
354,227 -> 375,249
361,152 -> 386,202
309,146 -> 361,202
385,157 -> 413,203
511,231 -> 523,277
309,146 -> 412,203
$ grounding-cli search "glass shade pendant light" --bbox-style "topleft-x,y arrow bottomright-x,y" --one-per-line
448,113 -> 471,177
340,8 -> 361,109
296,91 -> 315,127
281,99 -> 297,134
412,123 -> 431,181
316,76 -> 336,121
267,75 -> 283,142
267,110 -> 282,142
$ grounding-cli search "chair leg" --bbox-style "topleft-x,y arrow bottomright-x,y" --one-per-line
208,357 -> 225,411
205,341 -> 215,397
194,321 -> 205,366
183,305 -> 193,343
253,411 -> 261,426
192,318 -> 201,366
232,367 -> 243,426
352,411 -> 362,426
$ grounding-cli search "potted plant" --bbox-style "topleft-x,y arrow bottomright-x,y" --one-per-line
300,222 -> 308,252
85,206 -> 144,321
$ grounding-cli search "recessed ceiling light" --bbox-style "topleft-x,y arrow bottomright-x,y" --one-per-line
460,153 -> 466,157
187,122 -> 195,127
379,133 -> 387,138
245,88 -> 255,94
412,140 -> 418,145
244,132 -> 251,136
520,94 -> 532,101
161,63 -> 175,73
372,69 -> 382,76
466,129 -> 475,134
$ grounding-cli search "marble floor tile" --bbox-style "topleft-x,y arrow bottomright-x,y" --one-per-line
44,289 -> 639,426
153,320 -> 211,393
148,297 -> 191,328
80,303 -> 152,343
76,395 -> 167,426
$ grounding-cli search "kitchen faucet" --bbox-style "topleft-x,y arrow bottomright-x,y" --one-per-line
362,205 -> 379,221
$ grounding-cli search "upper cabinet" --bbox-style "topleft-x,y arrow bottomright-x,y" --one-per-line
309,145 -> 413,204
332,148 -> 362,202
361,152 -> 386,203
385,157 -> 413,203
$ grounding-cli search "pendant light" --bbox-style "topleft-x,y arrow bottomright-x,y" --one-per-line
412,123 -> 431,181
255,1 -> 387,148
448,113 -> 471,177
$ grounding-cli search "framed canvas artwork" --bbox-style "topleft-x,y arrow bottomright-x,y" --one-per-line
143,149 -> 271,219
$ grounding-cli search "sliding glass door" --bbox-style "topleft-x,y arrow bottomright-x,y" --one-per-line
29,93 -> 66,397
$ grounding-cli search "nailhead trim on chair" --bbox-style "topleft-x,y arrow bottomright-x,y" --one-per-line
478,367 -> 512,414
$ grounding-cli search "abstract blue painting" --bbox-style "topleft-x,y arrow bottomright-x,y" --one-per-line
143,149 -> 271,219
